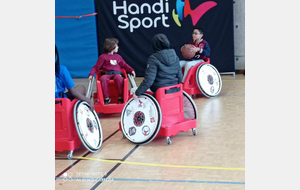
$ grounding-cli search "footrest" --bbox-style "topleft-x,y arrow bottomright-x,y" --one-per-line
158,119 -> 197,137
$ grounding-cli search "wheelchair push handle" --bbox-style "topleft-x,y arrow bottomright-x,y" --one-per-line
127,73 -> 137,88
86,76 -> 95,99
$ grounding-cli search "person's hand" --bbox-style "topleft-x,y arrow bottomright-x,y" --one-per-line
87,99 -> 95,111
132,71 -> 136,78
191,46 -> 200,54
88,75 -> 93,80
180,45 -> 185,52
133,93 -> 138,100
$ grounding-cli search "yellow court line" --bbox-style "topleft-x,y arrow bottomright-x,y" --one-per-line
222,79 -> 245,81
56,154 -> 245,171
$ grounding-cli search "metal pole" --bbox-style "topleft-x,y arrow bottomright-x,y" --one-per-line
128,74 -> 137,88
86,76 -> 95,99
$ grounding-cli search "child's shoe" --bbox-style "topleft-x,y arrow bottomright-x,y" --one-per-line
118,97 -> 123,104
104,97 -> 111,105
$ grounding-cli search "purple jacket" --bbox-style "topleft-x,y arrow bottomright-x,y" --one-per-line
89,53 -> 134,76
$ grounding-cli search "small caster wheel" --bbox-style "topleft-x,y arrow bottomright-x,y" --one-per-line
166,137 -> 171,145
67,151 -> 73,160
192,128 -> 197,136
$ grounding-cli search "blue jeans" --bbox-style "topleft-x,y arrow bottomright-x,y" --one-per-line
179,59 -> 204,82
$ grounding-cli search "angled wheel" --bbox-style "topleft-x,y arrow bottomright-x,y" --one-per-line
121,93 -> 162,145
196,63 -> 222,98
183,91 -> 198,120
74,101 -> 103,153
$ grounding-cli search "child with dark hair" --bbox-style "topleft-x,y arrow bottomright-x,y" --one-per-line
55,45 -> 94,110
180,28 -> 211,82
133,33 -> 182,99
88,38 -> 136,105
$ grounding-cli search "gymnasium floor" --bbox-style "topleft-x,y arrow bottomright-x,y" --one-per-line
55,74 -> 245,190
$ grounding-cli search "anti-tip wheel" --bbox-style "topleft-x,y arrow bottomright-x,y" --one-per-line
166,137 -> 171,145
192,128 -> 197,136
67,151 -> 73,160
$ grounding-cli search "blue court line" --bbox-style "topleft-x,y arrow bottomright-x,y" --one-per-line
56,177 -> 245,185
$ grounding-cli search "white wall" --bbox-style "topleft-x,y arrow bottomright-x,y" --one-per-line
233,0 -> 245,70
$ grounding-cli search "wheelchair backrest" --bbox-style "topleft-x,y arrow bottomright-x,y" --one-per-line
55,98 -> 77,138
155,83 -> 184,125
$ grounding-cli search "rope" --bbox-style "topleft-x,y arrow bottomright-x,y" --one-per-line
55,13 -> 97,19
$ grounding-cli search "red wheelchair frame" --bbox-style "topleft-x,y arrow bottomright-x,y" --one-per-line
93,69 -> 130,114
182,57 -> 210,96
119,83 -> 197,145
155,84 -> 197,144
55,98 -> 82,159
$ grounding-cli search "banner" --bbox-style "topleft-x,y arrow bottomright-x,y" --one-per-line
95,0 -> 234,76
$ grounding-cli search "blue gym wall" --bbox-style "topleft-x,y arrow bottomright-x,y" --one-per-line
55,0 -> 99,78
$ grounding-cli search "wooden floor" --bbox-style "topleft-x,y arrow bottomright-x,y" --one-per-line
55,74 -> 245,190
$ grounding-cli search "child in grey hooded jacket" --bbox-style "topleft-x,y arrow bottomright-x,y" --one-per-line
133,33 -> 183,99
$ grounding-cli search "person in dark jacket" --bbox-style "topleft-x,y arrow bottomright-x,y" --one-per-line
133,33 -> 183,99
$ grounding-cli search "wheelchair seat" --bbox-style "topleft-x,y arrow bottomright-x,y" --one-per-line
93,69 -> 130,114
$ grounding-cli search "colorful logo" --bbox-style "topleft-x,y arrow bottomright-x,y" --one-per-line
129,127 -> 136,136
172,0 -> 217,27
138,99 -> 143,108
86,118 -> 94,133
133,111 -> 145,127
142,125 -> 151,136
126,108 -> 132,116
84,106 -> 90,116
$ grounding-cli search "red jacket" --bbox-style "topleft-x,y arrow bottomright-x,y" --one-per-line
189,39 -> 210,60
89,53 -> 134,76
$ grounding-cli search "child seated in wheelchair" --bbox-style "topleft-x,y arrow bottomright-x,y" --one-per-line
55,45 -> 94,110
180,28 -> 211,82
88,38 -> 136,105
133,33 -> 182,99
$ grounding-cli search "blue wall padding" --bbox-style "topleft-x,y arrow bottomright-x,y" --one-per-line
55,0 -> 99,78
